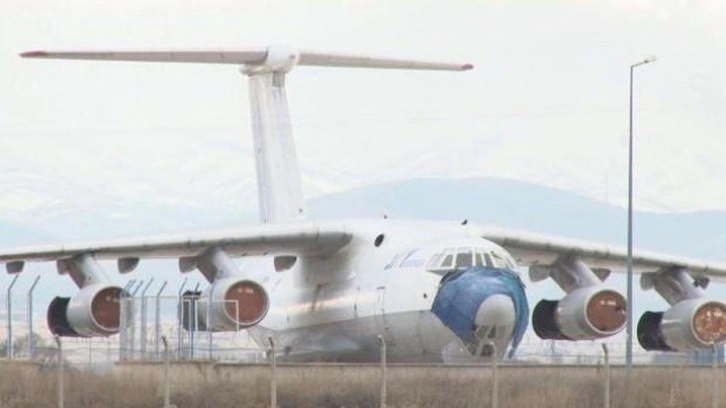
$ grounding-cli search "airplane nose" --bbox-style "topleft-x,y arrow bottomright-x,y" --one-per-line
475,294 -> 516,327
431,267 -> 529,358
472,294 -> 516,356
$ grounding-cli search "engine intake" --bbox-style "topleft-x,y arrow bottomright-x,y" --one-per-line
197,278 -> 269,331
533,286 -> 626,340
638,299 -> 726,351
47,284 -> 122,337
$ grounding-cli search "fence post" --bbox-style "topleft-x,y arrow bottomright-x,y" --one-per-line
713,342 -> 720,408
602,343 -> 610,408
6,274 -> 19,359
132,280 -> 144,296
119,279 -> 136,361
27,275 -> 40,360
490,342 -> 498,408
176,278 -> 188,359
131,280 -> 146,359
269,337 -> 277,408
378,335 -> 387,408
207,297 -> 213,360
55,335 -> 64,408
122,280 -> 136,294
155,281 -> 168,360
189,283 -> 200,360
140,278 -> 154,359
161,336 -> 174,408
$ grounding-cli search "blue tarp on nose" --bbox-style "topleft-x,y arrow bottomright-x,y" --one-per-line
431,266 -> 529,358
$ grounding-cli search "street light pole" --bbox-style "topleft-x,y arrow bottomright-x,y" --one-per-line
626,56 -> 656,376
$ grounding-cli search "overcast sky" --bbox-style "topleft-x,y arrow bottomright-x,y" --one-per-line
1,0 -> 725,223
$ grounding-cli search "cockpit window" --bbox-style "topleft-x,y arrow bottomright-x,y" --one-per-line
491,251 -> 516,270
428,247 -> 514,272
399,249 -> 416,264
455,250 -> 472,269
474,253 -> 484,267
440,254 -> 454,269
490,252 -> 506,268
385,249 -> 427,269
429,248 -> 477,271
391,247 -> 516,272
400,249 -> 424,268
426,253 -> 444,269
384,252 -> 403,270
484,253 -> 494,267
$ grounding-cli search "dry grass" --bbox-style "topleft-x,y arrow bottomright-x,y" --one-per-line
0,361 -> 721,407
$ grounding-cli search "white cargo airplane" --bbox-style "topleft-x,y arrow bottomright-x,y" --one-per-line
3,46 -> 726,361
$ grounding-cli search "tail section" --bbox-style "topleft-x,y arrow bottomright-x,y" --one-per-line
21,46 -> 472,223
247,71 -> 304,223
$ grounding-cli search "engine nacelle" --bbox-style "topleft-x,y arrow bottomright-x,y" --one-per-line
197,277 -> 269,331
638,299 -> 726,351
533,286 -> 626,340
47,284 -> 122,337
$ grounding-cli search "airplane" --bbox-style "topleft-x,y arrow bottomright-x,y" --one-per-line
2,46 -> 726,362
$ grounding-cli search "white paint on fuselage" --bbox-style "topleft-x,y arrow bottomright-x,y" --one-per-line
246,219 -> 518,362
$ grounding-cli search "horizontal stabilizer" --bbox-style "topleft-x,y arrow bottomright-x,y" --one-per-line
297,50 -> 472,71
20,49 -> 269,65
21,46 -> 473,71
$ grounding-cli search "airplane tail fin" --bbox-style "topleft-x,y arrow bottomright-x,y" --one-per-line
21,47 -> 472,223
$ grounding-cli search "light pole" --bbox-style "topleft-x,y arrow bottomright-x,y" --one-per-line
626,56 -> 656,375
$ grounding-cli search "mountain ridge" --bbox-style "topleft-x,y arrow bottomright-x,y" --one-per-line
2,176 -> 725,261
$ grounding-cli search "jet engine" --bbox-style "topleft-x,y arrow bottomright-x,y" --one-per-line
533,286 -> 626,340
47,283 -> 122,337
638,299 -> 726,351
196,277 -> 269,331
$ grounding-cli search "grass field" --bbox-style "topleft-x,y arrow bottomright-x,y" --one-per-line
0,361 -> 721,407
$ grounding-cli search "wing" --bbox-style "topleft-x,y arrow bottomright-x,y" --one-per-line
478,225 -> 726,277
0,222 -> 352,273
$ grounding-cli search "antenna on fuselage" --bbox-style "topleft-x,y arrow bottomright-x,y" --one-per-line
21,46 -> 473,223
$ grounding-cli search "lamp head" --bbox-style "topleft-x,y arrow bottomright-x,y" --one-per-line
631,56 -> 657,68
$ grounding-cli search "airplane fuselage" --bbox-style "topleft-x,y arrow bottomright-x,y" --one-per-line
247,219 -> 523,362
